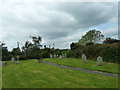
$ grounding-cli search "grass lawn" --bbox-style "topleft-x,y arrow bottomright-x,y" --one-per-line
2,59 -> 118,88
44,58 -> 119,74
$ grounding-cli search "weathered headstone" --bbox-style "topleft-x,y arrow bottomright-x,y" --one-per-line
59,55 -> 62,60
54,54 -> 56,58
56,55 -> 59,58
97,56 -> 103,66
50,54 -> 53,59
81,54 -> 87,64
11,57 -> 15,63
62,54 -> 64,58
16,55 -> 20,64
64,53 -> 67,58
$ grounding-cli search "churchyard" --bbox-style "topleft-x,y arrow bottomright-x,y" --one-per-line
2,56 -> 119,88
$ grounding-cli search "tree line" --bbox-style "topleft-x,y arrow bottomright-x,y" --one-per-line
1,36 -> 67,61
67,29 -> 120,63
1,29 -> 119,63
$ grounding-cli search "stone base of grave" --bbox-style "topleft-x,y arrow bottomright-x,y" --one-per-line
2,62 -> 8,66
97,64 -> 103,66
38,59 -> 43,63
16,62 -> 20,64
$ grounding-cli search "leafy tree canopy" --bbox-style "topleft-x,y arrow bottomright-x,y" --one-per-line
78,29 -> 104,45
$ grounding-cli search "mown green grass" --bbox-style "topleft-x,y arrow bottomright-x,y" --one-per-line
44,58 -> 119,74
2,59 -> 118,88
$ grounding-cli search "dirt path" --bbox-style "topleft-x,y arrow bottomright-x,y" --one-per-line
43,61 -> 119,78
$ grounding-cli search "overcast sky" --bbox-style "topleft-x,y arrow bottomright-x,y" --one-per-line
0,0 -> 118,51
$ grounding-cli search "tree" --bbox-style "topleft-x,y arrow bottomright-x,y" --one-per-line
11,47 -> 21,56
78,29 -> 104,45
31,36 -> 42,48
0,41 -> 10,61
103,37 -> 119,43
70,42 -> 78,50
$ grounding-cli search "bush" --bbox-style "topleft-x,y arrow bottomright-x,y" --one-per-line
41,51 -> 50,58
67,42 -> 120,63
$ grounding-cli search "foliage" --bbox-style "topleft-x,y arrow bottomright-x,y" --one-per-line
67,42 -> 120,63
70,42 -> 79,50
103,37 -> 120,43
1,42 -> 10,61
31,36 -> 42,48
41,51 -> 50,58
78,29 -> 104,45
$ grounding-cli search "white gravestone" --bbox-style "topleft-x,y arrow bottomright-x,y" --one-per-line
11,57 -> 15,63
81,54 -> 87,64
97,56 -> 103,66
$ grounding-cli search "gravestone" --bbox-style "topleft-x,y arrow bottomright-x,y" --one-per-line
11,57 -> 15,63
50,54 -> 53,59
54,54 -> 56,58
16,55 -> 20,64
81,54 -> 87,64
62,54 -> 64,58
56,55 -> 59,58
59,55 -> 62,60
97,56 -> 103,66
64,53 -> 67,58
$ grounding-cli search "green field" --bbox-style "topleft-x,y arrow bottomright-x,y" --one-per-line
44,58 -> 119,74
2,59 -> 118,88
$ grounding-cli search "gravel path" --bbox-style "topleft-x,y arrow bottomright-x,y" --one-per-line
43,61 -> 119,78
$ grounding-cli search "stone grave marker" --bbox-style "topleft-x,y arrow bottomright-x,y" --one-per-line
54,54 -> 56,58
56,55 -> 59,58
62,54 -> 64,58
64,53 -> 67,58
16,55 -> 20,64
97,56 -> 103,66
59,55 -> 62,60
50,54 -> 53,59
81,54 -> 87,64
11,57 -> 15,63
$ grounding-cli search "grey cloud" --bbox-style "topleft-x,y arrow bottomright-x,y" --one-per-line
0,2 -> 118,50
